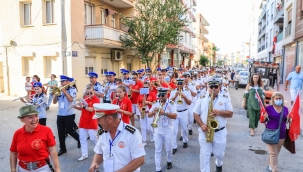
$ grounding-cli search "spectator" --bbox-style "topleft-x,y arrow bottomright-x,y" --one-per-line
25,77 -> 32,95
43,74 -> 58,111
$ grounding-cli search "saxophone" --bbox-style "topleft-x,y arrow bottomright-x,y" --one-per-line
206,90 -> 219,142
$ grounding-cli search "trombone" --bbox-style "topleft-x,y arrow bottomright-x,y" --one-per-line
52,81 -> 76,97
151,102 -> 163,128
177,87 -> 183,104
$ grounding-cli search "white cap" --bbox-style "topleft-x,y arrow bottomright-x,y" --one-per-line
92,103 -> 120,119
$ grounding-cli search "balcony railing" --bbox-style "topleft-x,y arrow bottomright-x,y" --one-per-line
285,24 -> 291,37
262,25 -> 266,31
274,1 -> 284,24
85,25 -> 127,42
262,45 -> 265,50
277,32 -> 283,42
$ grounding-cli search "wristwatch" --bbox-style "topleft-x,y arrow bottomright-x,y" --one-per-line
83,105 -> 87,109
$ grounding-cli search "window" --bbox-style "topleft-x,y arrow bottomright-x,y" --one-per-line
111,14 -> 115,27
301,0 -> 303,17
184,32 -> 187,43
85,57 -> 95,75
22,2 -> 31,26
45,0 -> 54,23
101,9 -> 107,25
288,9 -> 292,24
22,57 -> 31,76
101,58 -> 108,75
84,3 -> 93,25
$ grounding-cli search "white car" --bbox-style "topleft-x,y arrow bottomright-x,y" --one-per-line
239,71 -> 249,87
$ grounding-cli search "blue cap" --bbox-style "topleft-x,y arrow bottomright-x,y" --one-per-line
69,77 -> 74,82
157,68 -> 161,71
179,68 -> 183,71
137,70 -> 143,74
60,75 -> 70,82
33,82 -> 42,87
88,72 -> 98,78
146,68 -> 151,72
106,71 -> 116,76
120,69 -> 125,73
122,70 -> 130,74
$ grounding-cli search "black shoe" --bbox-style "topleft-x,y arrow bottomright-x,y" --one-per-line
167,162 -> 172,169
211,153 -> 214,157
58,150 -> 66,156
189,130 -> 193,135
78,141 -> 81,148
172,149 -> 177,154
46,107 -> 49,111
87,136 -> 90,140
156,171 -> 162,172
183,143 -> 188,148
194,119 -> 196,124
179,136 -> 183,141
216,165 -> 222,172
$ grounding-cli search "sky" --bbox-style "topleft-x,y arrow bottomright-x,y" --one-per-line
197,0 -> 254,54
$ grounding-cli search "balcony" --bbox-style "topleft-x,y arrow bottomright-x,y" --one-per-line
277,32 -> 283,42
285,24 -> 291,38
201,25 -> 209,34
258,47 -> 261,52
101,0 -> 134,8
274,1 -> 284,24
85,25 -> 128,48
262,45 -> 265,50
202,35 -> 209,43
258,25 -> 266,39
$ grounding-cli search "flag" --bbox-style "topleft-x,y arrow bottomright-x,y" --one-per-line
289,93 -> 301,141
256,91 -> 266,123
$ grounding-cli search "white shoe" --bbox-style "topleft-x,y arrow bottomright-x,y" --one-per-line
142,142 -> 147,147
268,164 -> 272,171
78,156 -> 88,161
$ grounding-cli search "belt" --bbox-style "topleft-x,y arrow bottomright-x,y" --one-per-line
19,158 -> 48,171
215,127 -> 225,132
177,109 -> 187,112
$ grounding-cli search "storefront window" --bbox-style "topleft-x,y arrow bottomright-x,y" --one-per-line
297,43 -> 303,68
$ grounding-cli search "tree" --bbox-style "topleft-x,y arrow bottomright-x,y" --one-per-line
120,0 -> 189,69
199,55 -> 209,67
217,60 -> 224,66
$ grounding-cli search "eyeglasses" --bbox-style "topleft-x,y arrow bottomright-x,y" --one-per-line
86,92 -> 93,95
209,85 -> 219,89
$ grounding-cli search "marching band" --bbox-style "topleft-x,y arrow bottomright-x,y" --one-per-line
10,66 -> 234,172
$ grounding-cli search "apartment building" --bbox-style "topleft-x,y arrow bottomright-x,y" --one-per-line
164,0 -> 197,68
294,0 -> 303,68
0,0 -> 140,97
194,13 -> 210,67
249,0 -> 262,60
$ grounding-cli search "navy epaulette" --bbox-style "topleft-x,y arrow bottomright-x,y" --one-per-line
125,125 -> 136,134
98,128 -> 107,135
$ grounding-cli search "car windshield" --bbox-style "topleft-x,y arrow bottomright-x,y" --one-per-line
239,72 -> 249,76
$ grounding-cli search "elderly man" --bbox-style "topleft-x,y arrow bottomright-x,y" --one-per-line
285,66 -> 303,105
89,103 -> 145,172
193,77 -> 233,172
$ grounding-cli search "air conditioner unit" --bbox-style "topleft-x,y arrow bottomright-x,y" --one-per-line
111,50 -> 123,61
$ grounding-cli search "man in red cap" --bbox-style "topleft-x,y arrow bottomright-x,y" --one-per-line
88,103 -> 146,172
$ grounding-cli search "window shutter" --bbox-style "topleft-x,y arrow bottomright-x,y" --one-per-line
288,9 -> 292,22
85,57 -> 95,67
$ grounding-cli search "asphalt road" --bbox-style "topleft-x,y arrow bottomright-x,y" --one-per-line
0,88 -> 302,172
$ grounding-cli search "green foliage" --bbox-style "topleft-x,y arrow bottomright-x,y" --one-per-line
120,0 -> 189,68
217,60 -> 224,66
212,46 -> 220,52
199,55 -> 209,66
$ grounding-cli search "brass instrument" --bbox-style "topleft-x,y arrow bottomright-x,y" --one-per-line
141,95 -> 146,119
206,90 -> 219,143
151,102 -> 163,128
177,88 -> 183,105
101,80 -> 107,87
52,81 -> 76,97
153,81 -> 160,87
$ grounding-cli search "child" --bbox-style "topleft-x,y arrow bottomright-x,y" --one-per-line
25,77 -> 32,96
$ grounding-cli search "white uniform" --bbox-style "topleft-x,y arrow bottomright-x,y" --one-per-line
149,99 -> 177,171
94,121 -> 146,172
193,94 -> 233,172
103,81 -> 116,102
169,88 -> 192,148
186,82 -> 197,131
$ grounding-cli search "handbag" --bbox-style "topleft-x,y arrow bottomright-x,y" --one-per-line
261,106 -> 284,144
283,124 -> 296,154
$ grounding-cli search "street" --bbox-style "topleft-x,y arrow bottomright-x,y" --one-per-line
0,87 -> 302,172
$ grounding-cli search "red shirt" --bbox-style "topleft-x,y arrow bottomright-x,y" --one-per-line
130,80 -> 143,104
160,81 -> 169,88
10,124 -> 56,162
79,95 -> 100,129
137,92 -> 157,109
30,82 -> 35,98
112,96 -> 133,124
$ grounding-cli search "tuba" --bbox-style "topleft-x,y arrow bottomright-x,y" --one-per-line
206,90 -> 219,142
151,102 -> 163,128
141,95 -> 146,119
177,88 -> 183,104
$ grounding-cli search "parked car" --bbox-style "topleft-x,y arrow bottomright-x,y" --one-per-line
239,71 -> 249,87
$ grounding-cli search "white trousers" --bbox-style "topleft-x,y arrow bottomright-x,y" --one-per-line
173,110 -> 188,149
154,131 -> 173,171
79,128 -> 98,156
188,103 -> 195,130
139,113 -> 153,141
198,133 -> 226,172
18,165 -> 51,172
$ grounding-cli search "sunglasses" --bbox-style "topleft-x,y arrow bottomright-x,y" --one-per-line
86,92 -> 93,95
158,94 -> 166,97
143,87 -> 149,88
209,85 -> 219,89
177,82 -> 183,85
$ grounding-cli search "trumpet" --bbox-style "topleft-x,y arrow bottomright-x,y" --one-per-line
153,81 -> 160,87
141,95 -> 146,119
151,102 -> 163,128
128,85 -> 132,98
52,81 -> 76,97
177,88 -> 183,105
